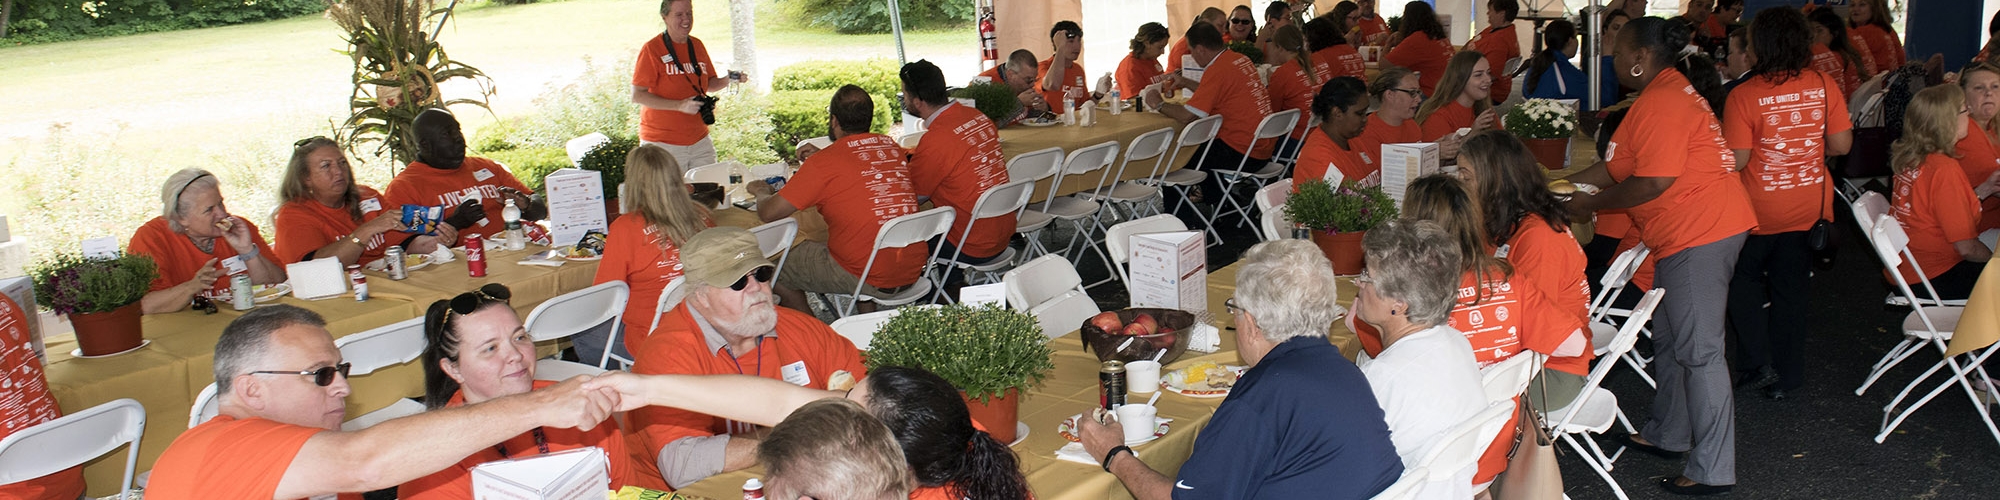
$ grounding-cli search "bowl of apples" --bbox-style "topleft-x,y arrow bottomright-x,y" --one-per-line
1080,308 -> 1196,365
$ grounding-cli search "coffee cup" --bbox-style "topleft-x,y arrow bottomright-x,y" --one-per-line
1126,360 -> 1162,394
1115,404 -> 1158,443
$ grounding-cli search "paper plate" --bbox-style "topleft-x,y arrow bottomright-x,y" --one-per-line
1057,413 -> 1169,446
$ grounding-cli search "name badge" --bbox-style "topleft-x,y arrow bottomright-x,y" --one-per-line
472,168 -> 495,182
1495,244 -> 1511,258
359,198 -> 382,213
780,361 -> 811,387
221,256 -> 249,275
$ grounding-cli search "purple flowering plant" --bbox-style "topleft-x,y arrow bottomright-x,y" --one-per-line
1283,179 -> 1398,234
29,253 -> 159,315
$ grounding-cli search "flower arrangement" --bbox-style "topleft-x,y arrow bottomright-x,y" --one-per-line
30,253 -> 159,315
1504,98 -> 1579,140
1283,180 -> 1399,234
864,304 -> 1054,402
950,81 -> 1022,126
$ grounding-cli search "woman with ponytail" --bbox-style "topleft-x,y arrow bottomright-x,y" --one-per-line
1557,15 -> 1756,496
1266,24 -> 1333,158
1523,19 -> 1587,101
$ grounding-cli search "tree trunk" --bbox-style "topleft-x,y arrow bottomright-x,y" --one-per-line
728,0 -> 758,91
2,0 -> 14,39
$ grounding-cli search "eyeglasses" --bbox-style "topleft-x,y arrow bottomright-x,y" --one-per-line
730,266 -> 776,291
449,283 -> 513,315
1224,297 -> 1242,315
251,362 -> 352,387
1390,88 -> 1424,99
1231,18 -> 1255,25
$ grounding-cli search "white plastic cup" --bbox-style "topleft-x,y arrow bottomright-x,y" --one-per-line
1126,360 -> 1162,394
1115,404 -> 1158,443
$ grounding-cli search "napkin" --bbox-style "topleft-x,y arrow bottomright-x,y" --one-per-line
1187,323 -> 1222,353
518,251 -> 566,268
285,258 -> 347,300
430,245 -> 457,264
1054,415 -> 1171,465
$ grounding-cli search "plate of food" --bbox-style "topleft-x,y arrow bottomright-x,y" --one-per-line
1057,413 -> 1169,446
550,245 -> 603,261
252,283 -> 292,303
1021,116 -> 1060,127
364,252 -> 434,273
1096,100 -> 1131,111
1162,361 -> 1245,398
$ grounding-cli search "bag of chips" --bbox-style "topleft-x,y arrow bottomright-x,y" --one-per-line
400,205 -> 445,235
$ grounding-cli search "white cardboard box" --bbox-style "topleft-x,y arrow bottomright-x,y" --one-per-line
0,276 -> 42,361
471,447 -> 609,500
543,169 -> 610,248
1379,142 -> 1440,207
1127,231 -> 1207,314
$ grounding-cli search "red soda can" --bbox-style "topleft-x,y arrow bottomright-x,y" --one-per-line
464,233 -> 487,277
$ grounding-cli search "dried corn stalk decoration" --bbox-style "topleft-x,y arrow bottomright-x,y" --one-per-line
328,0 -> 494,166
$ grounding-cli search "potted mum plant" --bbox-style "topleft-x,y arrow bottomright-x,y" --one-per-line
30,253 -> 158,357
865,303 -> 1053,443
1283,180 -> 1398,275
950,81 -> 1022,126
1504,98 -> 1580,170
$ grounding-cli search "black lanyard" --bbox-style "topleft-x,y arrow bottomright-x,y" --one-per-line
495,427 -> 550,457
663,32 -> 706,90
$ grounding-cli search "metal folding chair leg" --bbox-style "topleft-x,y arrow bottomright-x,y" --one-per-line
1561,432 -> 1632,500
1857,337 -> 1929,396
1874,344 -> 2000,446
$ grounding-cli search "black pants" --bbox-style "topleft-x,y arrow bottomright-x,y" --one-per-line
1907,259 -> 1986,302
1727,231 -> 1813,391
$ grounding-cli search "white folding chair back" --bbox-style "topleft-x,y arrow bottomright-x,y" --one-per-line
1104,215 -> 1190,284
1028,290 -> 1103,341
1369,466 -> 1429,500
190,383 -> 221,429
1006,147 -> 1066,183
934,179 -> 1038,289
796,136 -> 833,153
828,306 -> 939,350
334,317 -> 427,376
838,207 -> 956,316
683,161 -> 739,185
1086,127 -> 1178,218
0,398 -> 145,499
645,278 -> 690,338
566,132 -> 610,167
1860,213 -> 2000,447
1478,353 -> 1539,406
1002,254 -> 1101,340
1158,115 -> 1225,216
1851,191 -> 1889,238
1253,180 -> 1293,240
1588,243 -> 1656,388
525,281 -> 628,379
1412,401 -> 1516,498
1260,208 -> 1292,242
749,218 -> 801,285
1209,109 -> 1302,242
1030,141 -> 1119,283
1550,287 -> 1665,500
898,131 -> 925,149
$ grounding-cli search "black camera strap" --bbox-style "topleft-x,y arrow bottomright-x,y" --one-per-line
663,31 -> 707,96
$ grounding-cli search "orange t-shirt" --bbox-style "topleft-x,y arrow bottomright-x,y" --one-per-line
1891,153 -> 1981,283
1116,54 -> 1162,98
128,216 -> 277,298
1419,101 -> 1476,142
1292,129 -> 1374,188
1266,58 -> 1334,139
146,415 -> 323,500
778,133 -> 925,289
1165,37 -> 1193,74
1850,24 -> 1904,76
1846,33 -> 1880,76
1038,59 -> 1088,115
1349,269 -> 1531,364
1357,16 -> 1389,41
1469,24 -> 1521,100
1314,45 -> 1367,80
399,381 -> 643,499
1384,32 -> 1455,95
274,185 -> 393,265
1500,215 -> 1593,377
1353,113 -> 1424,175
0,294 -> 85,500
910,103 -> 1012,259
1809,44 -> 1862,98
1954,120 -> 2000,232
628,304 -> 867,486
633,34 -> 716,145
1595,210 -> 1633,239
1604,68 -> 1758,259
1185,50 -> 1276,159
1723,71 -> 1850,235
593,212 -> 712,351
382,157 -> 535,242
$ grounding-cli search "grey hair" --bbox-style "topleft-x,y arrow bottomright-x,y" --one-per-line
215,305 -> 328,393
1235,240 -> 1342,343
160,168 -> 219,233
1361,219 -> 1462,326
760,399 -> 914,500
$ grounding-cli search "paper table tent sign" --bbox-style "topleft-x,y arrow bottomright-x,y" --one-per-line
543,169 -> 610,248
1126,231 -> 1207,314
1378,142 -> 1439,207
286,258 -> 349,300
471,446 -> 610,500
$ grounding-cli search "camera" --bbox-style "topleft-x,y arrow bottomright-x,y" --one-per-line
694,94 -> 719,125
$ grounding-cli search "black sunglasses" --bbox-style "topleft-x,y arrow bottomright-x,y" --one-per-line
251,362 -> 352,387
1231,18 -> 1255,24
293,135 -> 331,148
449,283 -> 513,315
730,266 -> 776,291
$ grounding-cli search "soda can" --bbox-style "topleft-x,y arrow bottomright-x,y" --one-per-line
465,233 -> 487,277
384,246 -> 409,280
348,264 -> 369,302
1099,360 -> 1127,410
230,272 -> 254,311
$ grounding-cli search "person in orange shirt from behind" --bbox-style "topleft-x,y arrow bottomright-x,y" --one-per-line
1890,85 -> 1994,302
1466,0 -> 1522,102
902,60 -> 1012,289
754,87 -> 926,313
1140,21 -> 1273,216
1304,16 -> 1365,80
1293,77 -> 1374,189
592,145 -> 718,364
1264,24 -> 1331,161
130,168 -> 286,314
399,284 -> 648,497
144,305 -> 619,500
382,109 -> 547,243
1117,23 -> 1172,101
1417,51 -> 1499,162
1382,1 -> 1455,95
275,137 -> 453,268
0,293 -> 84,500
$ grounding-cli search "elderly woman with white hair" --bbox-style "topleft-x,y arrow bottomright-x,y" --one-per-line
1352,219 -> 1488,499
130,168 -> 287,314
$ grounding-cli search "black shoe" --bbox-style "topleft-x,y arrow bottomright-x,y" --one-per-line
1735,366 -> 1778,392
1608,433 -> 1685,459
1659,476 -> 1733,495
1765,387 -> 1789,400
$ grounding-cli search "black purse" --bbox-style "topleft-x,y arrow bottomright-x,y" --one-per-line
1809,72 -> 1838,268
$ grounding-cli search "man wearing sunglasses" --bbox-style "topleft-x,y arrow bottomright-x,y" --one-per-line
627,227 -> 866,489
146,305 -> 620,500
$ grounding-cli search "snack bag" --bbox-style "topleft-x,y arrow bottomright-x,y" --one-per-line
573,230 -> 608,257
400,205 -> 445,235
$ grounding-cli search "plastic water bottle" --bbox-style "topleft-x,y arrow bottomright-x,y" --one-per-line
1109,88 -> 1123,115
500,198 -> 524,250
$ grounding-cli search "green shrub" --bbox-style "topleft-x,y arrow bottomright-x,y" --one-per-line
488,146 -> 570,192
784,0 -> 973,34
471,117 -> 524,153
1228,40 -> 1264,65
1284,180 -> 1398,234
712,91 -> 782,165
5,0 -> 326,44
950,82 -> 1020,125
766,89 -> 892,162
771,59 -> 903,116
497,56 -> 641,150
577,136 -> 638,199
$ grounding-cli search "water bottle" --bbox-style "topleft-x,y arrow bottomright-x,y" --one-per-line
501,198 -> 525,250
1109,88 -> 1122,115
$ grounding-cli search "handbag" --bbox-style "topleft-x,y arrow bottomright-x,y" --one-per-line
1808,72 -> 1839,267
1492,360 -> 1563,500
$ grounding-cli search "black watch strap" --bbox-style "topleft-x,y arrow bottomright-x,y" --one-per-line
1102,445 -> 1134,472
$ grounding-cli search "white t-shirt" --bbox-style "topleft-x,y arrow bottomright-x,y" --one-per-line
1356,324 -> 1488,500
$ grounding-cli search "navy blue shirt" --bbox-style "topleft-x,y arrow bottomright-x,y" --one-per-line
1171,336 -> 1402,500
1526,51 -> 1590,102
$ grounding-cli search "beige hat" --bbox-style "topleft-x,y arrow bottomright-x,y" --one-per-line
682,227 -> 774,288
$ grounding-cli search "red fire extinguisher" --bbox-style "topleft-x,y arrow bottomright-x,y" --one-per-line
978,7 -> 999,69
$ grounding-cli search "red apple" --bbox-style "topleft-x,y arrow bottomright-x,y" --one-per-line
1147,332 -> 1178,349
1133,314 -> 1160,335
1089,311 -> 1124,332
1122,323 -> 1151,338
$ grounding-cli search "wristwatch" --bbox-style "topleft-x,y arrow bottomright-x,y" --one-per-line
344,234 -> 364,246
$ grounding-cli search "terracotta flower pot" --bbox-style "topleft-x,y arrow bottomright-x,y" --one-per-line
70,302 -> 144,356
1309,229 -> 1367,275
1522,137 -> 1572,171
963,388 -> 1020,443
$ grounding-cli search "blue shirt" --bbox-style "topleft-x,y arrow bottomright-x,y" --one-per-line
1525,51 -> 1589,101
1595,55 -> 1630,109
1172,336 -> 1403,500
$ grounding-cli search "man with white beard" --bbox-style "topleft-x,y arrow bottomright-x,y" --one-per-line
624,227 -> 868,489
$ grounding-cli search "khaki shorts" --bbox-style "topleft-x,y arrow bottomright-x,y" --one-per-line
1528,368 -> 1588,411
640,136 -> 718,174
778,241 -> 915,299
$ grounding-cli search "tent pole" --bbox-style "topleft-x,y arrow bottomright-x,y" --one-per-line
888,0 -> 907,65
1587,0 -> 1602,110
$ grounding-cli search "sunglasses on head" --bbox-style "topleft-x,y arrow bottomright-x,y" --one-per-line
293,135 -> 331,148
252,362 -> 352,387
449,283 -> 513,315
730,266 -> 776,291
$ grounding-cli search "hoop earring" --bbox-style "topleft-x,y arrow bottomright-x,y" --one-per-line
1629,64 -> 1644,77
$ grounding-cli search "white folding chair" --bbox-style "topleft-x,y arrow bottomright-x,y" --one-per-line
0,398 -> 145,500
566,133 -> 610,167
1208,109 -> 1301,243
833,207 -> 956,317
525,281 -> 628,380
1855,211 -> 1972,397
1848,192 -> 1957,309
1587,243 -> 1657,389
826,305 -> 940,350
1260,207 -> 1293,242
1479,353 -> 1541,406
683,161 -> 739,185
189,383 -> 222,428
1079,127 -> 1177,220
1369,466 -> 1429,500
1003,254 -> 1103,341
897,131 -> 925,149
1151,115 -> 1224,219
796,136 -> 833,154
335,317 -> 430,431
749,218 -> 801,287
1252,179 -> 1293,241
1007,147 -> 1066,260
1863,214 -> 2000,446
1102,214 -> 1190,286
1023,141 -> 1120,271
1411,401 -> 1516,499
1552,288 -> 1665,500
932,179 -> 1037,295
